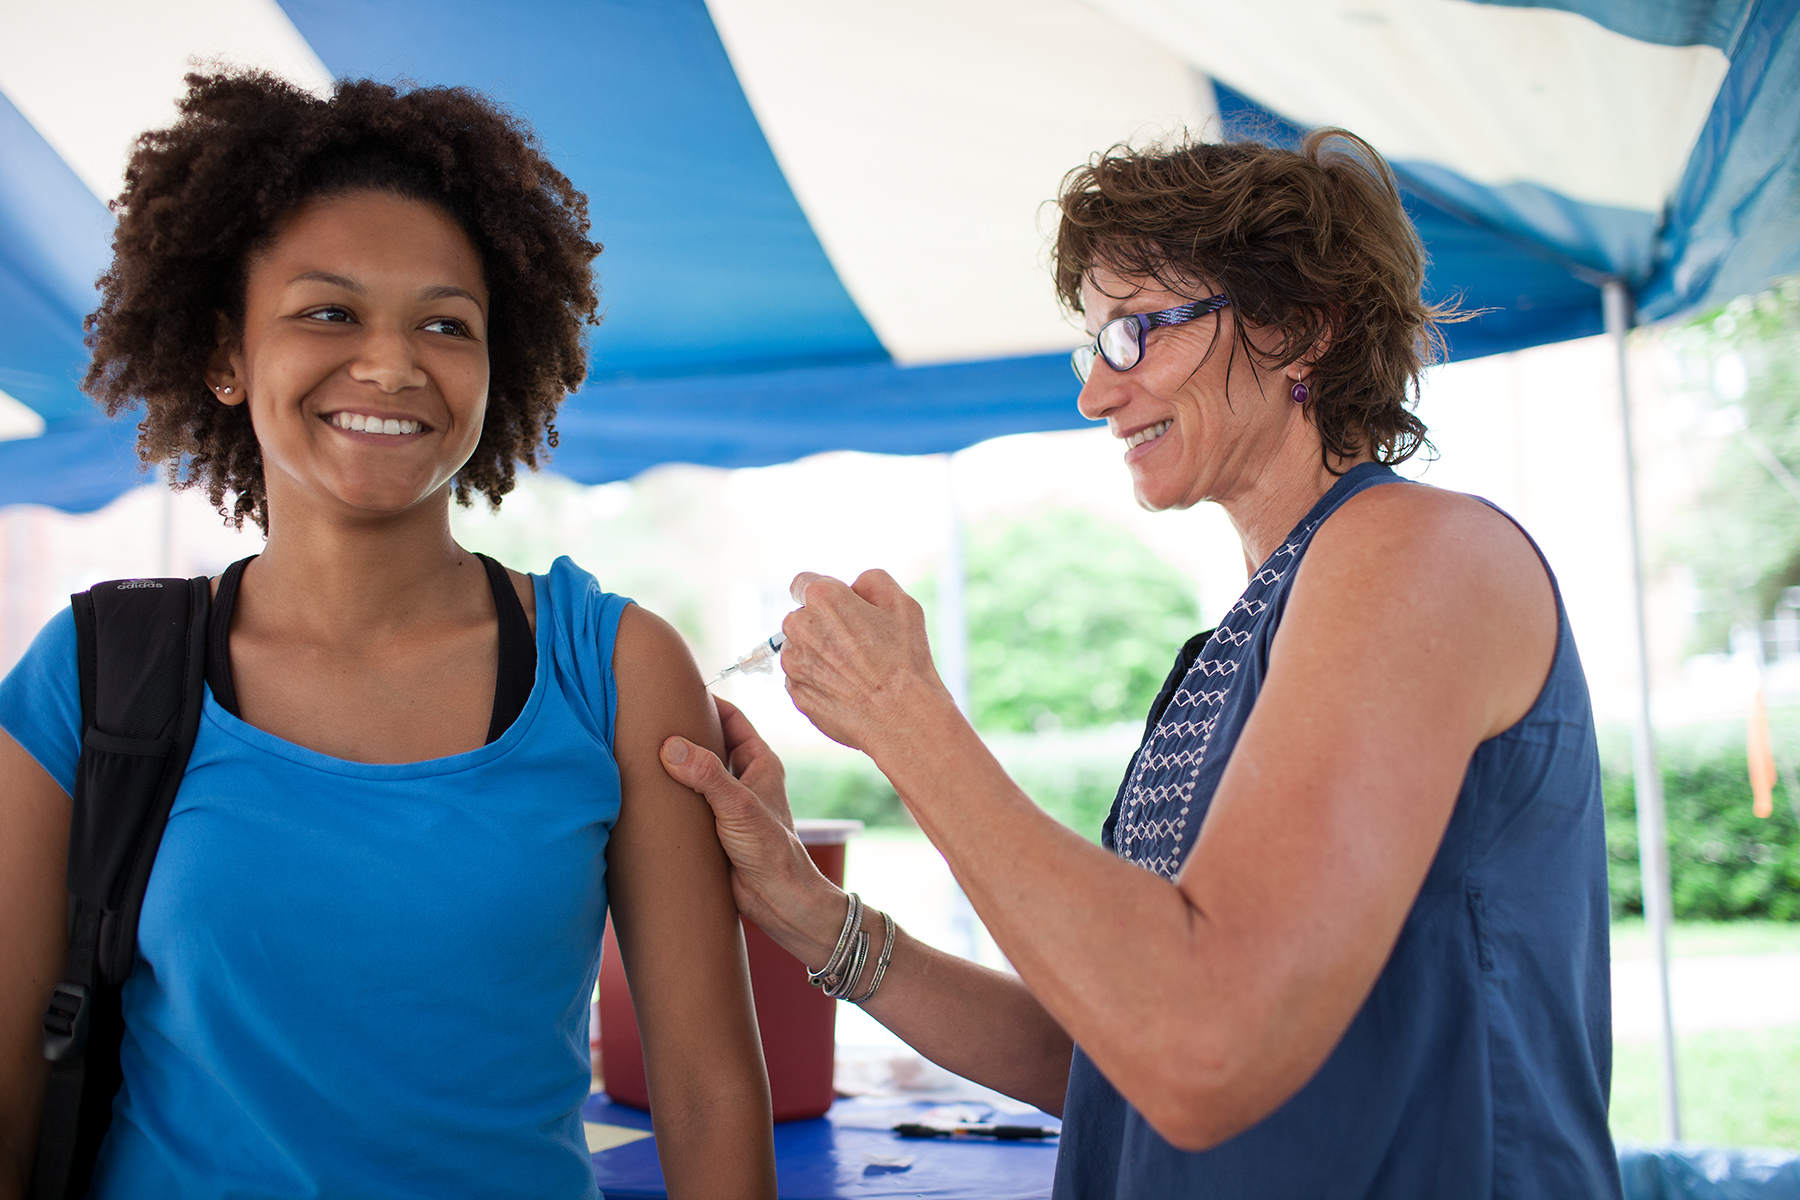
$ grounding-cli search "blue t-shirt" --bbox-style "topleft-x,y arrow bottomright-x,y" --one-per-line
1,556 -> 629,1200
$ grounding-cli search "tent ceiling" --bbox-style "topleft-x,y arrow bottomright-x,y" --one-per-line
1095,0 -> 1730,213
0,0 -> 1794,511
706,0 -> 1212,364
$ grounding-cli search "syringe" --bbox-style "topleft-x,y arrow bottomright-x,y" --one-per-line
707,631 -> 787,688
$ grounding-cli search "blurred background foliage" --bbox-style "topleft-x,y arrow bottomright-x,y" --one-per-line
924,508 -> 1199,734
1663,278 -> 1800,654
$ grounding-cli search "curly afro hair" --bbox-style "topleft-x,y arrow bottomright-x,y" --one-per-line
83,69 -> 602,528
1055,128 -> 1472,470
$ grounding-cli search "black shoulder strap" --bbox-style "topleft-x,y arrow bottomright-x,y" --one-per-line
476,553 -> 536,744
30,576 -> 209,1200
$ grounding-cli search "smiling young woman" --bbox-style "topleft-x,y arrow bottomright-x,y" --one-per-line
0,73 -> 775,1199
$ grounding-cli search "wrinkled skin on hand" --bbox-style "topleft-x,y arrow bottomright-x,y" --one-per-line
779,570 -> 955,754
659,698 -> 835,952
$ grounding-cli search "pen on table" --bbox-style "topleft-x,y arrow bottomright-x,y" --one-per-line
892,1122 -> 1057,1141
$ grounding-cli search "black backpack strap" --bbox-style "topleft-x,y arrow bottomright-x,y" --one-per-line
30,576 -> 209,1200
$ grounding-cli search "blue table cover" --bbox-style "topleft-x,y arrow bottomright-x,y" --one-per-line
1619,1145 -> 1800,1200
582,1093 -> 1060,1199
585,1094 -> 1800,1199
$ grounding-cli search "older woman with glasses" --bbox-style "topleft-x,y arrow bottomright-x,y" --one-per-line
661,129 -> 1621,1198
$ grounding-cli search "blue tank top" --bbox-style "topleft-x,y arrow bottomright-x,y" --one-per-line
1054,464 -> 1621,1198
0,557 -> 629,1200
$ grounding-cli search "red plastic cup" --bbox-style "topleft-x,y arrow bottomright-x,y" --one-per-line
597,818 -> 863,1122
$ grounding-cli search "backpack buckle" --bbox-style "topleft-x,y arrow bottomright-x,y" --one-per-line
41,982 -> 90,1062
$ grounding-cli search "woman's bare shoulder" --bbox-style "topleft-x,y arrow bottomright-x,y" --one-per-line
1292,479 -> 1556,736
1332,478 -> 1526,539
1309,480 -> 1544,590
611,603 -> 700,684
609,605 -> 724,751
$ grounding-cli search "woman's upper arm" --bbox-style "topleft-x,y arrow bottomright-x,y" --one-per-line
604,605 -> 767,1102
0,730 -> 72,1192
1166,484 -> 1556,1134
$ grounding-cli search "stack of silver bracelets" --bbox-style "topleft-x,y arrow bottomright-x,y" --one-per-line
806,891 -> 895,1005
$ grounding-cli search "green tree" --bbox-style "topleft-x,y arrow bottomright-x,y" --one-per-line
952,510 -> 1201,734
1664,277 -> 1800,652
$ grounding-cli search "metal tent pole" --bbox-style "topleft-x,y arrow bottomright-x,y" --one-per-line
1603,278 -> 1681,1141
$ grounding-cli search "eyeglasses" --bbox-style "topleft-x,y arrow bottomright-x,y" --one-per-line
1071,294 -> 1231,384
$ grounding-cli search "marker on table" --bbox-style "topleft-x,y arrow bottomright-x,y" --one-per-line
892,1122 -> 1057,1141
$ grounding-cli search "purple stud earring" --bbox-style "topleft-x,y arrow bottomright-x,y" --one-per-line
1291,379 -> 1309,404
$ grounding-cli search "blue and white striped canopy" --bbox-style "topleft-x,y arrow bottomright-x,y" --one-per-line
0,0 -> 1794,512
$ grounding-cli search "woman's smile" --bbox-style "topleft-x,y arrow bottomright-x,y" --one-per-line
324,410 -> 431,438
1122,419 -> 1173,454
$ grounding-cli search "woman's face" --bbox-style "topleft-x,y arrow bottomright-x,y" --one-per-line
1077,265 -> 1307,513
218,190 -> 490,524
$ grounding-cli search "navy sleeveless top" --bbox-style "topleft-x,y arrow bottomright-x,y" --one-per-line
1054,463 -> 1622,1199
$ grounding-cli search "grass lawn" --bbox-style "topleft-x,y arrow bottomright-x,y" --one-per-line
1611,1025 -> 1800,1149
1611,918 -> 1800,959
1610,919 -> 1800,1150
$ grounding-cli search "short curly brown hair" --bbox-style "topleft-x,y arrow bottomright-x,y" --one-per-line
83,69 -> 601,528
1054,129 -> 1468,467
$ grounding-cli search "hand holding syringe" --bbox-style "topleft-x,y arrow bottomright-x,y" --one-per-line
707,631 -> 787,688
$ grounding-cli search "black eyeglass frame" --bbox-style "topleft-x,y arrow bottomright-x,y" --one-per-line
1071,293 -> 1232,384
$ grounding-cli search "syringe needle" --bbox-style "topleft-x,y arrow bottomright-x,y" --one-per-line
706,631 -> 787,690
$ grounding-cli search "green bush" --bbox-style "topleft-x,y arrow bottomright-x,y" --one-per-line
987,726 -> 1141,841
784,752 -> 907,828
931,510 -> 1198,734
1602,708 -> 1800,921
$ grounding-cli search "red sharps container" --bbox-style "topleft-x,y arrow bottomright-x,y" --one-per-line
597,818 -> 863,1122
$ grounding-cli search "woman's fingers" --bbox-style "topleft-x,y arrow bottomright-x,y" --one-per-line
780,568 -> 951,752
849,567 -> 905,606
661,736 -> 769,833
789,571 -> 839,605
715,696 -> 770,772
659,733 -> 840,956
712,697 -> 792,821
786,569 -> 899,612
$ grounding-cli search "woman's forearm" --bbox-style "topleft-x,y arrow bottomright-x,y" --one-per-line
853,687 -> 1245,1139
856,927 -> 1073,1116
775,889 -> 1072,1115
651,1069 -> 778,1199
